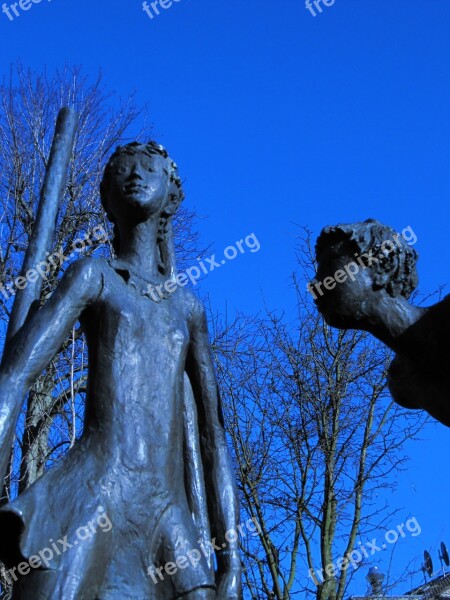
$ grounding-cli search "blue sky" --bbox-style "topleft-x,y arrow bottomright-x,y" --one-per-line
1,0 -> 450,596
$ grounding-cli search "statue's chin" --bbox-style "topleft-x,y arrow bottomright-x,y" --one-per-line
319,306 -> 362,331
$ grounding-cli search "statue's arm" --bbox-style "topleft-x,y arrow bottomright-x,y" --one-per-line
0,257 -> 103,482
186,298 -> 241,597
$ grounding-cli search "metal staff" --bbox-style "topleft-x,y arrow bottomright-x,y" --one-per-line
5,107 -> 78,347
0,108 -> 77,489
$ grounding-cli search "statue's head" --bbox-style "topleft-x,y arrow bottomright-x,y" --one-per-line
311,219 -> 419,329
100,142 -> 184,272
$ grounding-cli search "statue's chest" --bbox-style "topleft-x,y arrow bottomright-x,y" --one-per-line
99,282 -> 190,358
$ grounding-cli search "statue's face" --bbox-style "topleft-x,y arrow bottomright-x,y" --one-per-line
311,238 -> 377,329
106,152 -> 170,223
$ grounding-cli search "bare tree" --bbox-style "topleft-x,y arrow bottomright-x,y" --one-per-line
211,236 -> 426,600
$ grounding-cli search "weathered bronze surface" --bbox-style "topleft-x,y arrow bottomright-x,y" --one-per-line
0,137 -> 241,599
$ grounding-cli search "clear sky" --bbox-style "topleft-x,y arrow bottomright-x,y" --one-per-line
1,0 -> 449,596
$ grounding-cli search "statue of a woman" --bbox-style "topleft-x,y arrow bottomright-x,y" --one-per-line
0,142 -> 241,599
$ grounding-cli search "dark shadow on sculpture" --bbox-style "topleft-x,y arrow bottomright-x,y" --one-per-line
311,219 -> 449,426
0,139 -> 242,599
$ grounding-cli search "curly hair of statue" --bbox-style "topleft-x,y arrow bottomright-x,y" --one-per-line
315,218 -> 418,299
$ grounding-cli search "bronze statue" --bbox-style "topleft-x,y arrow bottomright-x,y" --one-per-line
311,219 -> 450,426
0,121 -> 241,598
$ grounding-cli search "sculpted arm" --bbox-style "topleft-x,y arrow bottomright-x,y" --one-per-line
0,258 -> 103,482
186,299 -> 241,599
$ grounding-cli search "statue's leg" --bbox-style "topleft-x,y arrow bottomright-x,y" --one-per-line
182,588 -> 216,599
12,522 -> 112,599
12,568 -> 59,600
150,503 -> 215,599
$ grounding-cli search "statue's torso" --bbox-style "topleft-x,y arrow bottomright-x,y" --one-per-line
80,263 -> 193,497
0,262 -> 214,598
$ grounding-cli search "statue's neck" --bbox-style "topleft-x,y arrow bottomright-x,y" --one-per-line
363,296 -> 427,354
115,219 -> 161,279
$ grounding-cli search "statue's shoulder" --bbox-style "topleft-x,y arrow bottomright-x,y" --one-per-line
65,255 -> 108,279
440,294 -> 450,309
178,287 -> 206,325
62,256 -> 109,296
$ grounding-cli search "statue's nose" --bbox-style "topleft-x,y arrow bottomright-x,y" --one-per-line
128,165 -> 144,180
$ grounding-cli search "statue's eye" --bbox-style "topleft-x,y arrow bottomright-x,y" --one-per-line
117,165 -> 128,175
